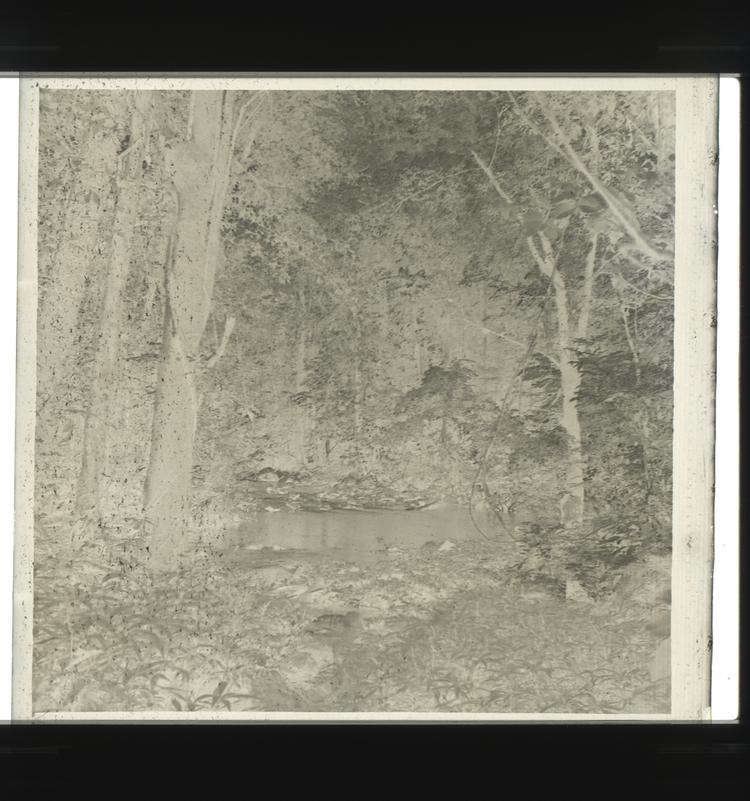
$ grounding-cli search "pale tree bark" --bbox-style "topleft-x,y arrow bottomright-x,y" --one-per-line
295,285 -> 308,468
472,149 -> 586,525
76,93 -> 150,524
413,305 -> 422,381
527,236 -> 586,527
577,231 -> 598,340
352,315 -> 362,437
512,93 -> 670,263
611,274 -> 652,496
144,91 -> 237,569
652,92 -> 674,178
556,293 -> 586,526
480,290 -> 488,359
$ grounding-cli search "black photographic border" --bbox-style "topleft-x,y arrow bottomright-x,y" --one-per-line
1,8 -> 747,798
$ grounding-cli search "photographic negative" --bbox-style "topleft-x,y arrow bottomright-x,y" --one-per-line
13,76 -> 717,720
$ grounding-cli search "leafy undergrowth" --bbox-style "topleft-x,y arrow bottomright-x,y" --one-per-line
33,527 -> 669,715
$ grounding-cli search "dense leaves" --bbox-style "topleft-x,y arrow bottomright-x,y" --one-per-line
33,87 -> 676,713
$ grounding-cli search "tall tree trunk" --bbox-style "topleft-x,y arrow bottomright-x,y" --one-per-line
144,301 -> 198,565
295,285 -> 307,468
552,273 -> 585,527
412,304 -> 422,381
652,92 -> 674,178
576,232 -> 598,341
480,290 -> 488,359
528,234 -> 586,527
350,303 -> 362,441
612,277 -> 653,499
76,94 -> 149,525
144,91 -> 236,569
353,350 -> 362,437
471,149 -> 586,526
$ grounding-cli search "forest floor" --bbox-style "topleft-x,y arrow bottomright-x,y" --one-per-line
32,513 -> 670,715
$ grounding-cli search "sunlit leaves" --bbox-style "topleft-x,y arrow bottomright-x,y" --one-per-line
549,198 -> 578,219
578,192 -> 607,213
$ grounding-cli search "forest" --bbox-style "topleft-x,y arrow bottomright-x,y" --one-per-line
32,88 -> 675,714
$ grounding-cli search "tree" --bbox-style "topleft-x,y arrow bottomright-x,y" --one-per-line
36,91 -> 124,523
471,148 -> 589,526
144,91 -> 239,568
470,91 -> 674,528
76,92 -> 152,524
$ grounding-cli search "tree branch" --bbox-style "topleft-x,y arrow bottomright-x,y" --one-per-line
471,148 -> 558,280
205,315 -> 236,369
610,276 -> 641,385
625,112 -> 655,150
584,122 -> 600,172
576,231 -> 598,340
238,93 -> 268,161
603,268 -> 672,302
441,297 -> 560,368
386,167 -> 475,213
508,93 -> 566,159
488,107 -> 508,169
471,149 -> 514,204
534,97 -> 670,263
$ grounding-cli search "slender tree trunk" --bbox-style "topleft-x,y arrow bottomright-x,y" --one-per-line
144,91 -> 236,569
553,273 -> 585,526
612,278 -> 653,498
480,291 -> 488,359
472,149 -> 587,526
144,300 -> 199,564
295,285 -> 308,468
353,344 -> 362,437
413,305 -> 422,381
576,232 -> 598,340
532,239 -> 587,528
652,93 -> 674,177
76,94 -> 149,524
379,287 -> 390,358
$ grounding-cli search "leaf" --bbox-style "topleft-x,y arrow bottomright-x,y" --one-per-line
543,223 -> 562,242
549,198 -> 578,218
578,192 -> 606,213
150,672 -> 169,689
171,699 -> 182,711
522,211 -> 545,236
552,183 -> 577,201
212,681 -> 228,704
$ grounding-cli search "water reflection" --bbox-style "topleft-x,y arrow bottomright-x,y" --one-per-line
225,505 -> 484,564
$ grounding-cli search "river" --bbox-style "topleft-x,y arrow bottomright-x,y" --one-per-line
222,504 -> 488,565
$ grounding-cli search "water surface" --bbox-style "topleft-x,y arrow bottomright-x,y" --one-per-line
225,505 -> 485,564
